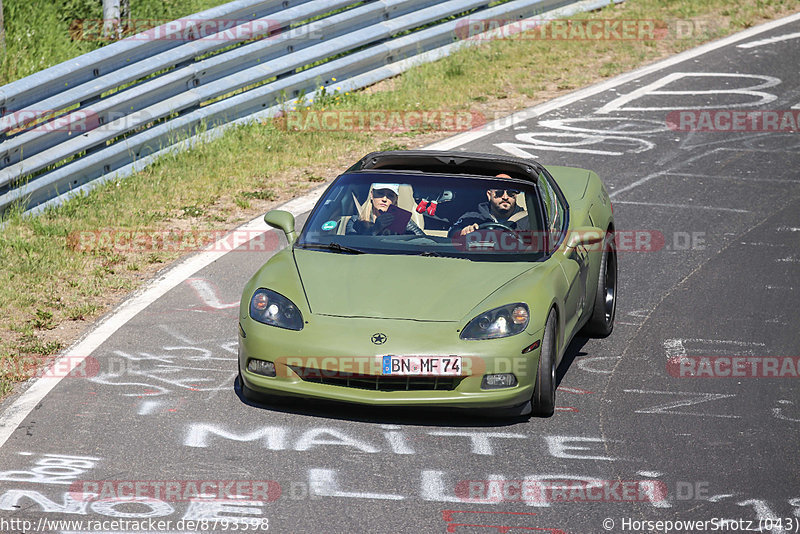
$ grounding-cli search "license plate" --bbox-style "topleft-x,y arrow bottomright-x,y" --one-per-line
381,356 -> 462,376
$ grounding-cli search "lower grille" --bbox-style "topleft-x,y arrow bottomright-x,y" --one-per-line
289,366 -> 462,391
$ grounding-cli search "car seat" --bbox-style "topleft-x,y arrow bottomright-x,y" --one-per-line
396,184 -> 425,231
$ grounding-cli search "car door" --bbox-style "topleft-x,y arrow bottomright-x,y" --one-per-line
538,172 -> 587,343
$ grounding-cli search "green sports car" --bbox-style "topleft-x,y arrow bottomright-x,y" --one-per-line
238,150 -> 616,417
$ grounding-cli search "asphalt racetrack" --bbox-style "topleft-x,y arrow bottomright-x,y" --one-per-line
0,14 -> 798,534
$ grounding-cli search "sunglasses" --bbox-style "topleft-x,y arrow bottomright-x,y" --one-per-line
372,188 -> 398,200
491,189 -> 520,198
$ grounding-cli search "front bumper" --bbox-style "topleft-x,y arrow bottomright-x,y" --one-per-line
238,313 -> 543,409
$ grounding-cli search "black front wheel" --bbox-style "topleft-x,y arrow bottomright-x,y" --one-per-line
238,369 -> 265,403
532,309 -> 557,417
582,231 -> 617,337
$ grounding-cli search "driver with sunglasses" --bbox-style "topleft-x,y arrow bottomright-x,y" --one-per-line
448,174 -> 530,237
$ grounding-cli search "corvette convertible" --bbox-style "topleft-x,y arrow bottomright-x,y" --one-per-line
237,150 -> 615,417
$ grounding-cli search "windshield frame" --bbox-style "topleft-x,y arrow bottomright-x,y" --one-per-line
294,170 -> 550,262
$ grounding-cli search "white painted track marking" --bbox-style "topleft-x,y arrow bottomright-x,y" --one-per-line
2,12 -> 800,451
595,72 -> 780,114
186,278 -> 239,309
608,171 -> 664,198
426,12 -> 800,151
0,191 -> 322,449
737,31 -> 800,48
611,201 -> 750,213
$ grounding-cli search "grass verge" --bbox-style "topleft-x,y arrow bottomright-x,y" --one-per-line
1,0 -> 228,85
1,0 -> 798,399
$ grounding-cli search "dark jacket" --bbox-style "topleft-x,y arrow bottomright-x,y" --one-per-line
448,202 -> 530,237
345,214 -> 425,236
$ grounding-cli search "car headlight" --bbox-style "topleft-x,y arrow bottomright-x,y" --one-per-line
249,288 -> 304,331
460,303 -> 529,340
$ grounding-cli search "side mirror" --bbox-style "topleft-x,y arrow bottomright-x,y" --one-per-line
264,210 -> 297,244
565,227 -> 605,250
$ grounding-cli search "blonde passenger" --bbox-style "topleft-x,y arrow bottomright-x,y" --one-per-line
347,184 -> 424,236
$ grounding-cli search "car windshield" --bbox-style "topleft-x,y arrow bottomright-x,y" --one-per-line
295,172 -> 549,261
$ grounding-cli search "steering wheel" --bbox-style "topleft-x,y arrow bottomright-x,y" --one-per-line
478,221 -> 516,233
475,221 -> 527,248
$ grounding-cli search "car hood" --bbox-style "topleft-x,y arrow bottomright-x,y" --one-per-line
293,249 -> 534,321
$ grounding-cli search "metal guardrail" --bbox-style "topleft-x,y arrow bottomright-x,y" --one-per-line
0,0 -> 616,217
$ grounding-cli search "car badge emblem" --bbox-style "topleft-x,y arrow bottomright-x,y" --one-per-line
371,333 -> 387,345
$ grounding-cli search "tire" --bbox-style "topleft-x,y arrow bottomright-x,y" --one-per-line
239,368 -> 285,407
238,369 -> 264,403
582,230 -> 617,338
532,309 -> 557,418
